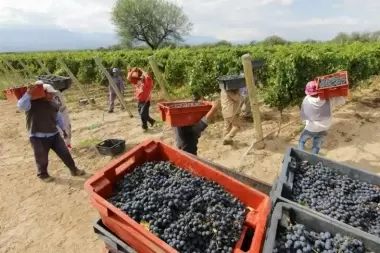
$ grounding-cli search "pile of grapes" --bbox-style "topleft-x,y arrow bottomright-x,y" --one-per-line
318,75 -> 347,88
290,160 -> 380,237
274,223 -> 373,253
109,161 -> 247,253
166,102 -> 204,108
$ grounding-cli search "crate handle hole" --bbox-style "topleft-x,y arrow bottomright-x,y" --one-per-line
240,226 -> 255,252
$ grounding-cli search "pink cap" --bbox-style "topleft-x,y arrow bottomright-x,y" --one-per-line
305,81 -> 318,96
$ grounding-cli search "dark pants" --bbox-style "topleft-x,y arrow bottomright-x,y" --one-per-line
30,134 -> 78,178
137,101 -> 155,130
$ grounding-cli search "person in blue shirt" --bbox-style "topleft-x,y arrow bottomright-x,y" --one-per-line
17,82 -> 85,182
108,68 -> 124,113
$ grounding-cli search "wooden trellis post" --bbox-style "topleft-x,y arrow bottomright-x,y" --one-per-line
242,54 -> 264,149
2,60 -> 25,84
36,59 -> 52,75
148,56 -> 171,100
18,60 -> 34,80
0,62 -> 15,84
93,57 -> 133,117
57,58 -> 94,104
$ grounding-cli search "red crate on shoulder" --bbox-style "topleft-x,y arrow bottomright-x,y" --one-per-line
3,84 -> 45,103
85,140 -> 271,253
315,71 -> 349,99
158,101 -> 212,127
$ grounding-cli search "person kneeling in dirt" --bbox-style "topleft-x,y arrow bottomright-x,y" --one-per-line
299,80 -> 345,155
17,82 -> 85,182
239,87 -> 253,122
127,67 -> 156,132
221,88 -> 243,145
108,68 -> 125,113
173,101 -> 219,156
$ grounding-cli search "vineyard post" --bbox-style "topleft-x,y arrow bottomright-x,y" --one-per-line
93,57 -> 133,117
57,58 -> 94,105
2,60 -> 25,84
17,60 -> 34,81
36,59 -> 52,75
242,54 -> 265,149
148,56 -> 171,100
0,63 -> 15,88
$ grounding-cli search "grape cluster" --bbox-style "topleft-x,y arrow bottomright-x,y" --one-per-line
109,161 -> 247,253
318,76 -> 346,88
167,102 -> 203,108
290,161 -> 380,237
274,223 -> 374,253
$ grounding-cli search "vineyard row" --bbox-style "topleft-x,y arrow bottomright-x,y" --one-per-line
1,42 -> 380,110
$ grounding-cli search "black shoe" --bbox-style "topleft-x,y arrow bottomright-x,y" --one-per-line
39,175 -> 54,183
150,119 -> 156,127
108,109 -> 114,113
71,169 -> 85,176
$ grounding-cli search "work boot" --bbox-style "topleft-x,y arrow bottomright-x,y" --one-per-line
40,175 -> 54,183
71,169 -> 86,176
243,116 -> 253,122
222,138 -> 233,145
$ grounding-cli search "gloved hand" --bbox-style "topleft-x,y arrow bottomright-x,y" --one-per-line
240,87 -> 248,97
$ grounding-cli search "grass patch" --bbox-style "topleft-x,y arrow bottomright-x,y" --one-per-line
78,137 -> 102,148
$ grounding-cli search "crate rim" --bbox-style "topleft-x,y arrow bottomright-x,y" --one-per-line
96,139 -> 126,149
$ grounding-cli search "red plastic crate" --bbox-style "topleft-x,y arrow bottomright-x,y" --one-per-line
3,84 -> 45,103
85,140 -> 270,253
315,71 -> 349,99
158,101 -> 212,127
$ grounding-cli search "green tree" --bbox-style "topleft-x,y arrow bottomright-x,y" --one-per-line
331,32 -> 351,44
214,40 -> 232,47
261,35 -> 288,46
112,0 -> 192,50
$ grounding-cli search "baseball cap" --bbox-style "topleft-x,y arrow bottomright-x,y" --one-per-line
305,81 -> 318,96
42,83 -> 58,93
112,68 -> 118,73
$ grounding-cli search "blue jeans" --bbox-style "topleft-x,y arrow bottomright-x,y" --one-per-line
298,129 -> 327,155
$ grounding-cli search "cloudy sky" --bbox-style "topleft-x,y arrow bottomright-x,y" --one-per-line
0,0 -> 378,41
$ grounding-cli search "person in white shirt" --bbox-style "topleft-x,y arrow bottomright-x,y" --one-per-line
299,81 -> 345,154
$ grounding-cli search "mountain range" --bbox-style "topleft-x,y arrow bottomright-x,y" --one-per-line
0,24 -> 219,53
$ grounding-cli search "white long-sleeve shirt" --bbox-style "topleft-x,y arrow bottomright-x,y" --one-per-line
304,96 -> 345,132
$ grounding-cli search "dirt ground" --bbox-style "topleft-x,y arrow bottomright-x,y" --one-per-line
0,82 -> 379,253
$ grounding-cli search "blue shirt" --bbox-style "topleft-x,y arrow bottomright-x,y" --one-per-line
17,93 -> 65,138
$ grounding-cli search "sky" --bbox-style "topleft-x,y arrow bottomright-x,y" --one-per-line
0,0 -> 379,42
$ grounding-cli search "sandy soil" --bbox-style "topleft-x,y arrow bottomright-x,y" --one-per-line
0,82 -> 379,253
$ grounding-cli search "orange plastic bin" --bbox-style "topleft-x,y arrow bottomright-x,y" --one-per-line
3,84 -> 45,103
85,140 -> 270,253
316,71 -> 349,99
158,101 -> 212,127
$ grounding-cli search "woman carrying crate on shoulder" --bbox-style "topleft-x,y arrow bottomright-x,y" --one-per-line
299,81 -> 345,155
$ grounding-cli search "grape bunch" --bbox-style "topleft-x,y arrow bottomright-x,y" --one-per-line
290,161 -> 380,237
109,161 -> 247,253
274,223 -> 374,253
318,76 -> 346,88
167,102 -> 203,108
